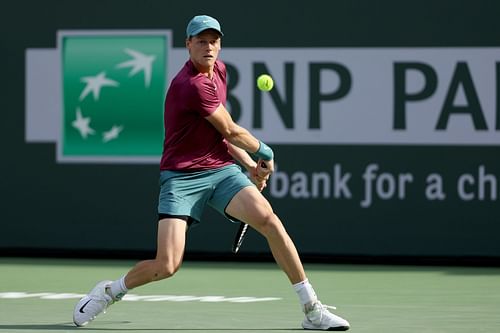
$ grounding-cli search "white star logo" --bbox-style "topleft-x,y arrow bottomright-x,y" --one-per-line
79,71 -> 119,101
103,125 -> 124,143
116,48 -> 156,88
72,108 -> 95,139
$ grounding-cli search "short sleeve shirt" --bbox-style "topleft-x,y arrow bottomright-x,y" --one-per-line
160,60 -> 233,171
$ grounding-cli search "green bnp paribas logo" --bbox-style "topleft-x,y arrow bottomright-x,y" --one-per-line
60,32 -> 168,162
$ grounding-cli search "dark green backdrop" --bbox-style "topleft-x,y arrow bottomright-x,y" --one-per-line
1,0 -> 499,261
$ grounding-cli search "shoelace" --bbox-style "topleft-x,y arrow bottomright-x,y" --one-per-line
305,301 -> 337,316
314,301 -> 337,311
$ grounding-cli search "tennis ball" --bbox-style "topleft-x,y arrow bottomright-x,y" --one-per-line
257,74 -> 274,92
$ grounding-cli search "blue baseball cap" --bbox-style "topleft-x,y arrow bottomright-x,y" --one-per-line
186,15 -> 224,37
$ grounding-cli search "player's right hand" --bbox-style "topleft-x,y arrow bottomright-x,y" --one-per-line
257,158 -> 274,177
251,159 -> 273,191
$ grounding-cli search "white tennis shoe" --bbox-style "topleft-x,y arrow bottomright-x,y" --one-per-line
73,280 -> 114,327
302,301 -> 350,331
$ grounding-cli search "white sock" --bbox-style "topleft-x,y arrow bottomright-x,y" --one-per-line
107,275 -> 129,301
293,279 -> 318,307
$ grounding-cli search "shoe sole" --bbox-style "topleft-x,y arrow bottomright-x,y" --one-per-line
303,326 -> 350,331
302,322 -> 350,331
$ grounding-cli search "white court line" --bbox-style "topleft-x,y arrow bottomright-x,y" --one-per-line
0,292 -> 281,303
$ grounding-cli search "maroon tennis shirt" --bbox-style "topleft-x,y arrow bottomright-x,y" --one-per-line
160,59 -> 234,171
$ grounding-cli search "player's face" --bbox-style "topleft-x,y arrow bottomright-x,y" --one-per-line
187,30 -> 221,74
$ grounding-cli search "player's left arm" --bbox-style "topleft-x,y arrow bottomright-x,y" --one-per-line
206,104 -> 274,171
227,142 -> 255,170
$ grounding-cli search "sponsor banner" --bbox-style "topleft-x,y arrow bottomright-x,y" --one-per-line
26,36 -> 500,163
221,48 -> 500,145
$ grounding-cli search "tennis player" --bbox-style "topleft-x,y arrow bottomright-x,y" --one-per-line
73,15 -> 350,331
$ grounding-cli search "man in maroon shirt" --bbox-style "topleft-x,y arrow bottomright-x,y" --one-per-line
73,15 -> 349,331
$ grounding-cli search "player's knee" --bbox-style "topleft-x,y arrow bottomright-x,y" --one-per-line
255,212 -> 282,237
154,259 -> 181,280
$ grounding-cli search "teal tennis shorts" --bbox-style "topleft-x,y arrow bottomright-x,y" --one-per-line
158,164 -> 254,224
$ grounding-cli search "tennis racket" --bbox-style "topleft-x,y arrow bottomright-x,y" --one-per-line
231,160 -> 269,254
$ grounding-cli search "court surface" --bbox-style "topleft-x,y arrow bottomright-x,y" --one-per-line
0,257 -> 499,332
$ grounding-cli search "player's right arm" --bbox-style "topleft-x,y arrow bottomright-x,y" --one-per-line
206,103 -> 259,153
206,103 -> 275,175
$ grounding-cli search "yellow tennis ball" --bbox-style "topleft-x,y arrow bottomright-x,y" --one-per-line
257,74 -> 274,91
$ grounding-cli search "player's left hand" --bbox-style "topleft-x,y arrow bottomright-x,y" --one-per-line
251,171 -> 268,191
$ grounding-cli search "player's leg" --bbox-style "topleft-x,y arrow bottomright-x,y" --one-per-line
225,186 -> 350,331
121,169 -> 203,290
123,217 -> 188,289
73,217 -> 187,327
225,186 -> 304,283
73,169 -> 208,327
